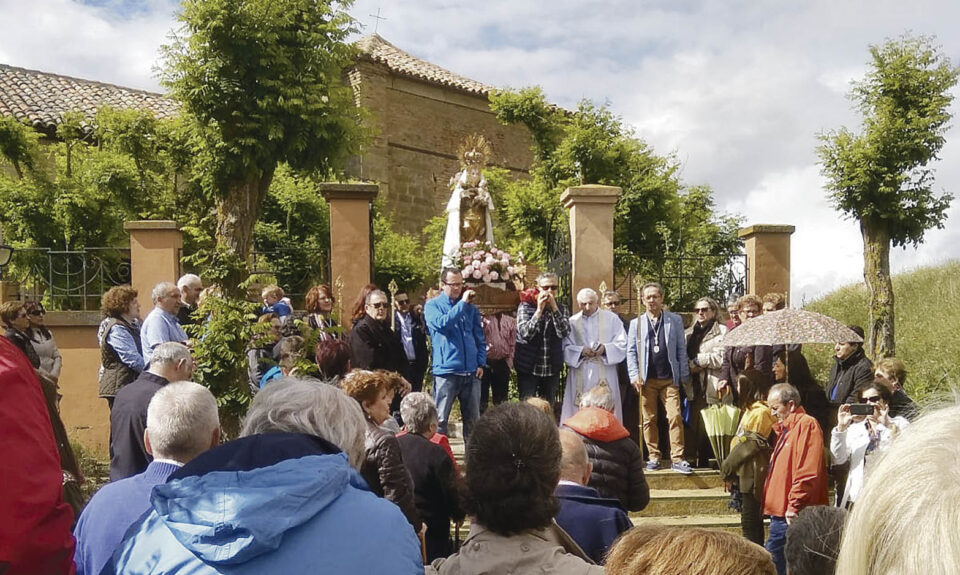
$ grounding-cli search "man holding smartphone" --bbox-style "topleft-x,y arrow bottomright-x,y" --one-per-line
515,272 -> 571,414
424,268 -> 486,440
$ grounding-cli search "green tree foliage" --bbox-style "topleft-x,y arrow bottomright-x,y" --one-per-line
0,110 -> 178,250
489,88 -> 741,308
374,204 -> 432,292
160,0 -> 362,292
818,35 -> 958,358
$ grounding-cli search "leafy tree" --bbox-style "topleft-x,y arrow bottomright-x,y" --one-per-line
373,205 -> 432,293
160,0 -> 362,293
818,35 -> 958,358
489,88 -> 741,308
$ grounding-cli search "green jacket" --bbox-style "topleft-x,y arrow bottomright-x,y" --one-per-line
720,430 -> 772,498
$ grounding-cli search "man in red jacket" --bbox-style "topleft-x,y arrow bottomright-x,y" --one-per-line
0,335 -> 76,574
763,383 -> 828,575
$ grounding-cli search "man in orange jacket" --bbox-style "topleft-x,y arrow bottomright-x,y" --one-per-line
763,383 -> 828,575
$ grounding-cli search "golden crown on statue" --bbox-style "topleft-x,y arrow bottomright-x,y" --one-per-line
458,134 -> 492,169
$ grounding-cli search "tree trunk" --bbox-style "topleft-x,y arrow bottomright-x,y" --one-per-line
215,167 -> 275,295
860,220 -> 895,359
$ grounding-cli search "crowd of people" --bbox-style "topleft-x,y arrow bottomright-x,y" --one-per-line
0,267 -> 947,575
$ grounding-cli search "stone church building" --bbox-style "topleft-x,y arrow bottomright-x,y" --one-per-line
0,34 -> 534,236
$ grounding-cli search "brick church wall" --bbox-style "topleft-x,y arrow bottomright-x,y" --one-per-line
347,61 -> 534,236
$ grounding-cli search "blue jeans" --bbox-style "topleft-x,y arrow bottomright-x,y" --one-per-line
765,516 -> 788,575
433,374 -> 481,439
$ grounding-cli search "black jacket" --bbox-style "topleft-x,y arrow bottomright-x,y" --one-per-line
562,416 -> 650,512
827,348 -> 873,406
349,315 -> 406,374
396,433 -> 463,533
394,310 -> 429,370
5,328 -> 40,369
109,371 -> 169,481
514,301 -> 568,375
360,416 -> 422,532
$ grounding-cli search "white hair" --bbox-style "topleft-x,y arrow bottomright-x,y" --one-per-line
577,288 -> 599,303
769,383 -> 801,406
146,381 -> 219,462
240,377 -> 367,469
177,274 -> 202,290
152,281 -> 177,303
579,385 -> 616,412
150,342 -> 192,367
836,402 -> 960,575
400,392 -> 438,434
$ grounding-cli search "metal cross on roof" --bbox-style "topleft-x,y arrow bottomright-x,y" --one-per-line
369,7 -> 387,34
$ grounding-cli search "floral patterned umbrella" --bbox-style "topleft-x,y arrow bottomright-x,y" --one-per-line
722,308 -> 864,347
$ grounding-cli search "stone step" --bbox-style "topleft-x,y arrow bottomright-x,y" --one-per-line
633,515 -> 769,537
644,467 -> 724,490
633,488 -> 735,517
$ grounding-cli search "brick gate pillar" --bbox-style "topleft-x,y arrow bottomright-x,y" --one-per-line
124,220 -> 183,313
561,185 -> 622,299
320,183 -> 378,328
738,224 -> 795,302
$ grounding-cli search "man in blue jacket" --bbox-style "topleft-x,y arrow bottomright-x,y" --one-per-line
102,378 -> 424,574
627,282 -> 693,474
424,268 -> 486,440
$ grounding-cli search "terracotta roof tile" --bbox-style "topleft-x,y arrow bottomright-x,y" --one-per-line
0,35 -> 494,133
0,63 -> 179,133
354,34 -> 493,96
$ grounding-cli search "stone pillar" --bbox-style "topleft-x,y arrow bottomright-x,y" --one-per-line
561,185 -> 622,299
320,183 -> 378,328
124,221 -> 183,313
738,224 -> 795,302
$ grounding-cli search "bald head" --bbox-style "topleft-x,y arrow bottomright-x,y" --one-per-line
559,430 -> 592,485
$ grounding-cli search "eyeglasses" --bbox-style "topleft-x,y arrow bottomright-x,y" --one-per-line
367,302 -> 388,309
443,281 -> 463,288
694,307 -> 711,313
28,310 -> 45,316
862,395 -> 881,403
540,285 -> 559,291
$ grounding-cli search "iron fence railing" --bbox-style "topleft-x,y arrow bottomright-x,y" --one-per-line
4,247 -> 132,310
614,252 -> 748,315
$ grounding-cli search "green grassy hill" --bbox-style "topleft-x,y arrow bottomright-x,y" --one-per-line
803,260 -> 960,404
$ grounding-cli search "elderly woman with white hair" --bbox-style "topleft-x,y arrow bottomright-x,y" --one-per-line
561,385 -> 649,512
101,377 -> 424,574
397,392 -> 465,562
835,403 -> 960,575
560,287 -> 628,422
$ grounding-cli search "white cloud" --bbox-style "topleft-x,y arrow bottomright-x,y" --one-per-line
3,0 -> 960,302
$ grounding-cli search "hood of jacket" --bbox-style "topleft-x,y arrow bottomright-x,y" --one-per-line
562,407 -> 630,442
152,432 -> 366,565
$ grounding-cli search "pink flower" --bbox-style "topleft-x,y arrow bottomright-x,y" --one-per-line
507,266 -> 514,275
479,264 -> 490,274
472,269 -> 482,279
462,266 -> 472,276
490,271 -> 499,280
482,274 -> 492,283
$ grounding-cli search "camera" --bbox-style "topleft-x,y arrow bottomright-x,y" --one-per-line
849,403 -> 875,416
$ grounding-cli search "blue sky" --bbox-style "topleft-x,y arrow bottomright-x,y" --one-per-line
2,0 -> 960,302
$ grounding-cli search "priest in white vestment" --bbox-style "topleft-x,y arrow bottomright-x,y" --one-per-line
561,288 -> 628,422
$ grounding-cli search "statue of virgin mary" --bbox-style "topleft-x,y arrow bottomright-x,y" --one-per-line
442,135 -> 496,268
